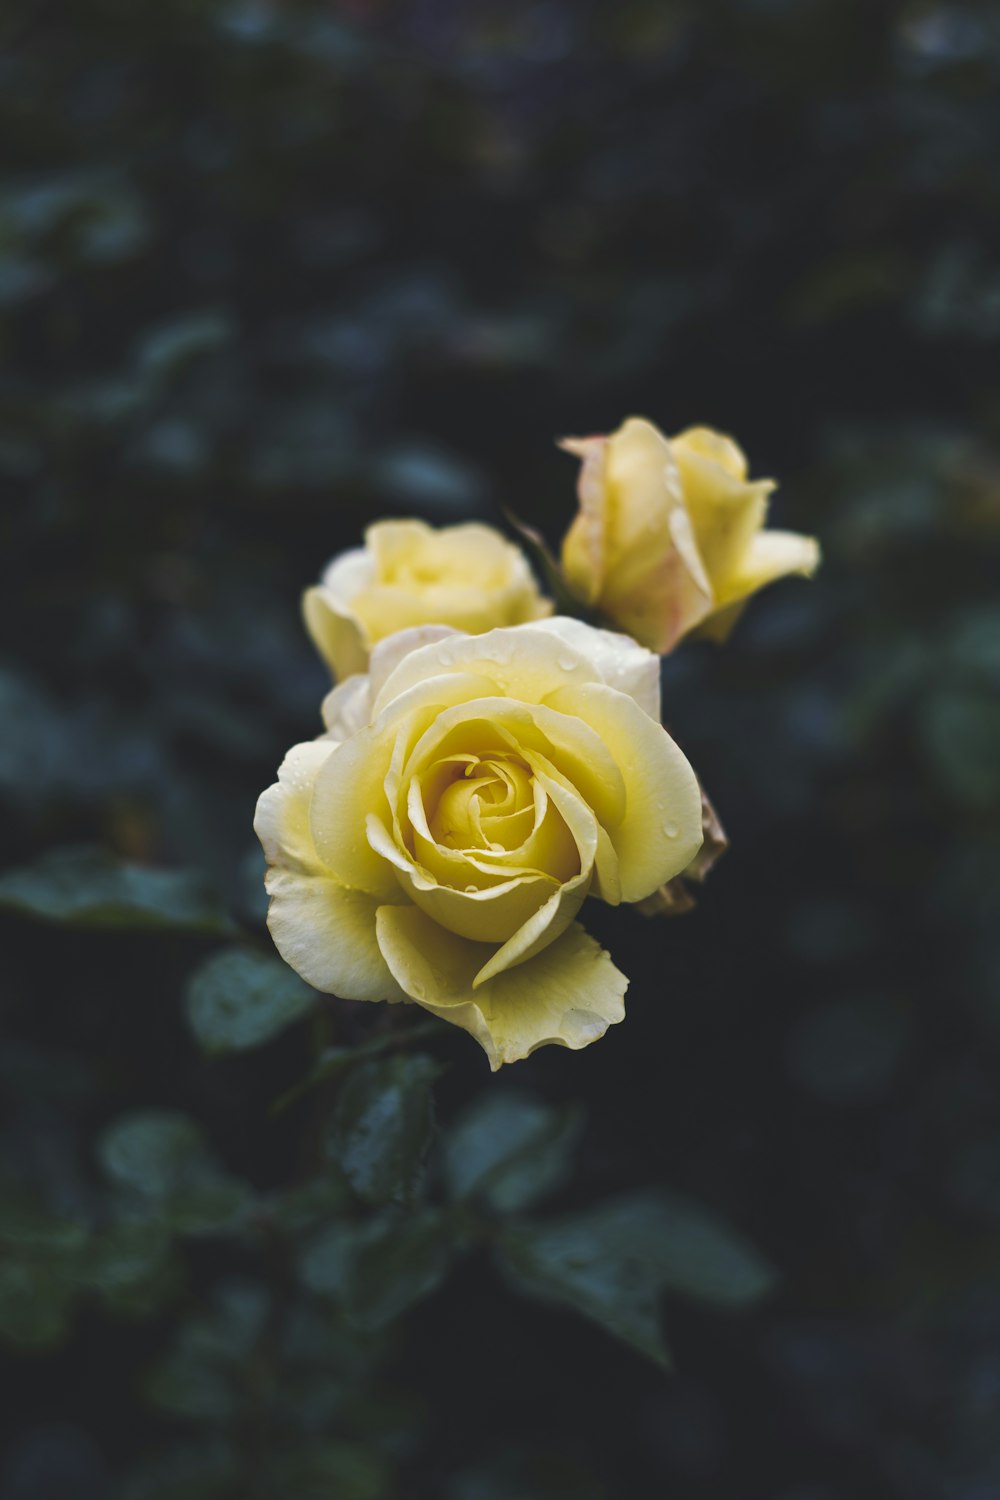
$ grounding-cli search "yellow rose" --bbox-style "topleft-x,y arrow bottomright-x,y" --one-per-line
255,618 -> 703,1068
561,417 -> 820,653
303,519 -> 553,681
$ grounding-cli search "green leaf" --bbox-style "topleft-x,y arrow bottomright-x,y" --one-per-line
97,1110 -> 253,1238
123,1442 -> 239,1500
299,1207 -> 466,1330
83,1222 -> 178,1316
145,1355 -> 239,1423
0,1203 -> 89,1256
164,1178 -> 254,1238
136,310 -> 234,385
448,1448 -> 607,1500
145,1281 -> 270,1424
0,846 -> 233,934
269,1019 -> 440,1115
262,1175 -> 352,1235
445,1091 -> 581,1214
0,1201 -> 97,1347
268,1441 -> 391,1500
920,686 -> 1000,809
98,1111 -> 209,1198
348,1208 -> 466,1329
298,1221 -> 365,1301
327,1054 -> 439,1205
181,1278 -> 270,1363
0,1259 -> 77,1351
185,946 -> 316,1054
498,1191 -> 776,1368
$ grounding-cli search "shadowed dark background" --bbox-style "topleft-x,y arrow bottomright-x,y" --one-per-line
2,2 -> 1000,1497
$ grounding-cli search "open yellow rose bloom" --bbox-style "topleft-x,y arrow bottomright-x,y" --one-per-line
255,618 -> 703,1068
561,417 -> 820,653
304,519 -> 553,681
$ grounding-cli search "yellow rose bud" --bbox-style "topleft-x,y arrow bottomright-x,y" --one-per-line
303,519 -> 553,681
255,618 -> 704,1068
560,417 -> 820,653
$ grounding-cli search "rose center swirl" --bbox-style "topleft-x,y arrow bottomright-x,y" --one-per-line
427,754 -> 535,853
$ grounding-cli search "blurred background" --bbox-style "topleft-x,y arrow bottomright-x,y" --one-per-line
2,1 -> 1000,1496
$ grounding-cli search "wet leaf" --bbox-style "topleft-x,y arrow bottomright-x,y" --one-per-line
0,847 -> 233,934
445,1091 -> 581,1214
498,1192 -> 776,1367
185,947 -> 316,1054
326,1053 -> 439,1205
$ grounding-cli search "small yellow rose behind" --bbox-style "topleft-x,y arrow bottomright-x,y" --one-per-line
304,519 -> 553,681
255,618 -> 704,1068
561,417 -> 820,653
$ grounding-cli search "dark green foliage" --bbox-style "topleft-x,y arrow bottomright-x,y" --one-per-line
327,1053 -> 440,1205
301,1207 -> 469,1331
0,847 -> 234,933
98,1110 -> 254,1236
499,1191 -> 776,1368
185,947 -> 316,1053
445,1089 -> 582,1213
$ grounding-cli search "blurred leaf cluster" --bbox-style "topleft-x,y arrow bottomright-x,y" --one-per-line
2,0 -> 1000,1495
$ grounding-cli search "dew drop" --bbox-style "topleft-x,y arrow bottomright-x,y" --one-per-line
663,822 -> 679,838
557,654 -> 578,672
464,884 -> 478,893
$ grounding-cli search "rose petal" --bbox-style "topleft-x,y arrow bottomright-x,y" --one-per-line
367,811 -> 562,943
672,430 -> 774,599
266,868 -> 407,1003
367,625 -> 460,703
527,616 -> 663,720
375,905 -> 627,1069
320,675 -> 372,743
254,740 -> 337,875
310,673 -> 498,899
255,741 -> 407,1003
370,623 -> 607,720
303,547 -> 375,682
545,681 -> 703,901
561,418 -> 715,653
396,697 -> 627,834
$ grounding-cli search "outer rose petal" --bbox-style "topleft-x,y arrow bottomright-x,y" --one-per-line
671,427 -> 774,600
375,905 -> 627,1069
367,625 -> 459,703
266,869 -> 407,1003
303,548 -> 373,682
320,674 -> 372,743
319,625 -> 459,738
695,529 -> 821,642
716,527 -> 821,609
370,623 -> 608,720
254,740 -> 407,1003
254,740 -> 336,874
545,682 -> 703,901
527,615 -> 662,720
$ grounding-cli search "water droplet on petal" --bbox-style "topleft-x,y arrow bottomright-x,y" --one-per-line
464,884 -> 477,893
663,822 -> 678,838
557,655 -> 578,672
